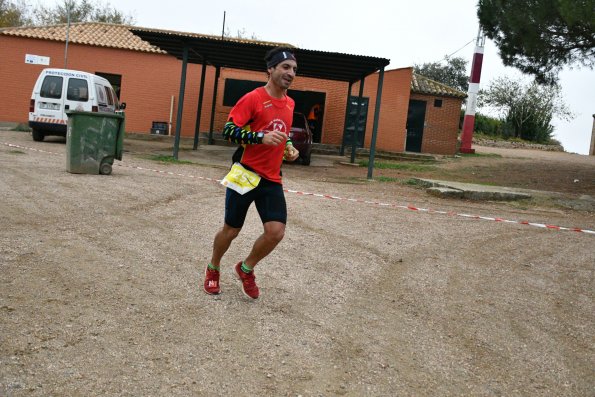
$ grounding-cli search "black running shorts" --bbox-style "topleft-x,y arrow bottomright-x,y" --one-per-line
224,178 -> 287,228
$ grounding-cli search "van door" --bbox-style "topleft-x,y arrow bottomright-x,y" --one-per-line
36,75 -> 64,122
65,77 -> 91,113
95,83 -> 115,112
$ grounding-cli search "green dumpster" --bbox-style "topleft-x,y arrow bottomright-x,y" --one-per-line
66,110 -> 125,175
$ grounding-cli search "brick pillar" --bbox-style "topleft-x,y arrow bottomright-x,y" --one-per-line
590,114 -> 595,156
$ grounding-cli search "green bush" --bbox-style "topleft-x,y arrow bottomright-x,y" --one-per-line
474,113 -> 503,136
459,111 -> 503,137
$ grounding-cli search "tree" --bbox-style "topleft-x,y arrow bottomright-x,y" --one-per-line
1,0 -> 134,27
0,0 -> 32,27
34,0 -> 135,25
223,26 -> 259,40
479,76 -> 573,143
413,56 -> 469,92
477,0 -> 595,85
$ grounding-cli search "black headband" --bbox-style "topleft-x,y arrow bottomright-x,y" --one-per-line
266,51 -> 297,69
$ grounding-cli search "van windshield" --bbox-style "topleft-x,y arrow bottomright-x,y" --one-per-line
67,78 -> 89,102
40,76 -> 63,99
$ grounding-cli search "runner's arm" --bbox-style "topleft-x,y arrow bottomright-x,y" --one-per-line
222,121 -> 261,144
223,120 -> 293,146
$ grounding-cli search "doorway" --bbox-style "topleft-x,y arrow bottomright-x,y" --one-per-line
95,72 -> 122,99
344,95 -> 369,148
288,89 -> 326,143
406,99 -> 427,152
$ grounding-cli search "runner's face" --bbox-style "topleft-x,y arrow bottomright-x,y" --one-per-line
268,59 -> 297,90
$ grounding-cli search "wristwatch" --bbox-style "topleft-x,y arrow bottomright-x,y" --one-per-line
256,132 -> 265,144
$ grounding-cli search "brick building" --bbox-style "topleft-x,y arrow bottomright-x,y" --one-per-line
0,22 -> 466,155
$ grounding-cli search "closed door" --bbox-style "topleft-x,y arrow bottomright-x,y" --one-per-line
406,99 -> 427,152
344,96 -> 369,148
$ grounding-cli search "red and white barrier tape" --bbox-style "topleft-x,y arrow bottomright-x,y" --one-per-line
118,162 -> 220,183
3,141 -> 594,235
284,188 -> 594,234
3,142 -> 60,155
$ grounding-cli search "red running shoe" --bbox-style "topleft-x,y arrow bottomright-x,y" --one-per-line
235,262 -> 259,299
203,265 -> 220,295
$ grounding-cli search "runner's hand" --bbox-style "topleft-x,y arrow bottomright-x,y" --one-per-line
262,131 -> 287,146
284,144 -> 299,161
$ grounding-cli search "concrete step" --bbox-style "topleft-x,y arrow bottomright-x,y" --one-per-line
126,132 -> 438,162
312,143 -> 439,162
413,178 -> 532,201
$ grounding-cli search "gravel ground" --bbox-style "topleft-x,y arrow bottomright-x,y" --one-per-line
1,130 -> 594,396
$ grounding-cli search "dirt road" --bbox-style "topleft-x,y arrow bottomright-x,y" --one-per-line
1,130 -> 594,396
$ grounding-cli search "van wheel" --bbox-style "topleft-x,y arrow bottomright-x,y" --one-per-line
32,129 -> 45,142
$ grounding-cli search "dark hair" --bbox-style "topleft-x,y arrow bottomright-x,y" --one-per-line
264,47 -> 296,69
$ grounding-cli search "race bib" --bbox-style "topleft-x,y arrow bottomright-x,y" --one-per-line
221,163 -> 261,195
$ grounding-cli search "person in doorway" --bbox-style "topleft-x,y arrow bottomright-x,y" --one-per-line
308,103 -> 321,125
203,47 -> 299,299
307,103 -> 322,140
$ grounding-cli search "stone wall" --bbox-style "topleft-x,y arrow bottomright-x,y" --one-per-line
470,137 -> 564,152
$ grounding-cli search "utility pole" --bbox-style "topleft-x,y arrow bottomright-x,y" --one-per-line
460,28 -> 486,154
590,114 -> 595,156
221,11 -> 226,39
64,3 -> 71,68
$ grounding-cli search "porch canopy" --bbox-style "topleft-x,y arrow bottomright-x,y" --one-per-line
130,27 -> 389,177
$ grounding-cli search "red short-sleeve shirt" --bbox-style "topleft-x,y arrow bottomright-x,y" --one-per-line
228,87 -> 295,183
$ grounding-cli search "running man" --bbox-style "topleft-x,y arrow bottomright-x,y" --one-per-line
203,47 -> 299,299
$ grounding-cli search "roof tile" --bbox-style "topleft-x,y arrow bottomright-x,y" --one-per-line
0,22 -> 166,53
411,73 -> 467,98
0,22 -> 293,53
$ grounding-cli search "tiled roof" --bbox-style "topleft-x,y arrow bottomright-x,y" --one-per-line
411,73 -> 467,99
0,22 -> 165,53
3,23 -> 461,88
130,25 -> 294,48
0,22 -> 292,54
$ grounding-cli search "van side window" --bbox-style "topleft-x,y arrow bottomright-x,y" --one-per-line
104,86 -> 114,106
67,79 -> 89,101
109,87 -> 120,108
95,83 -> 107,105
40,76 -> 63,99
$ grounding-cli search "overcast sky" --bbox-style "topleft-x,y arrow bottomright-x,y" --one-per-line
44,0 -> 594,154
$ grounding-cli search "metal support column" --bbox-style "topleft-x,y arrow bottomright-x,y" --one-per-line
173,45 -> 189,160
339,82 -> 353,156
350,77 -> 365,163
367,67 -> 385,180
590,114 -> 595,156
193,62 -> 208,150
208,66 -> 221,145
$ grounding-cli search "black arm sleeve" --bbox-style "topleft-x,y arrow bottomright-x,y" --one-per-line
222,121 -> 261,144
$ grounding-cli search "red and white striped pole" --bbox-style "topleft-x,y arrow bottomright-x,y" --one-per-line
460,28 -> 486,154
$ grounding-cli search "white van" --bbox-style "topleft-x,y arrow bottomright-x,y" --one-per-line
28,68 -> 125,141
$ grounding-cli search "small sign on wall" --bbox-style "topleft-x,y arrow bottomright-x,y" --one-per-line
25,54 -> 50,65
